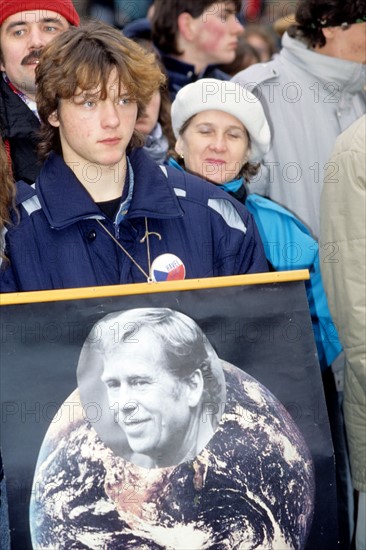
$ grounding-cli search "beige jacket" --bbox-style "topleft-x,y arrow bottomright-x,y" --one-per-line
320,115 -> 366,492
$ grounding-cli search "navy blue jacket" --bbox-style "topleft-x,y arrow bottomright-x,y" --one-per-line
160,54 -> 230,100
0,148 -> 267,292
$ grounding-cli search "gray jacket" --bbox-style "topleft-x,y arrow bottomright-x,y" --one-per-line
232,33 -> 366,238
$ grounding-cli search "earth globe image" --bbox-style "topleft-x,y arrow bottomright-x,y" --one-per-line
30,309 -> 315,549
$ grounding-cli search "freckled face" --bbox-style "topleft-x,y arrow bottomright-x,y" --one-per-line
48,68 -> 138,169
175,110 -> 250,185
190,1 -> 244,65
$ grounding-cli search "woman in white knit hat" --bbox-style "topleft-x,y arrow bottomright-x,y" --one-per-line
169,78 -> 270,202
169,78 -> 342,374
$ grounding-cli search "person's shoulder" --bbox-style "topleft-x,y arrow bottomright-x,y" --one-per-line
246,193 -> 314,239
246,193 -> 303,219
231,59 -> 281,87
205,66 -> 230,81
122,18 -> 152,40
0,76 -> 19,106
0,77 -> 39,133
160,53 -> 191,73
6,180 -> 42,228
332,115 -> 366,157
173,171 -> 253,230
162,164 -> 209,197
164,163 -> 247,204
167,167 -> 243,202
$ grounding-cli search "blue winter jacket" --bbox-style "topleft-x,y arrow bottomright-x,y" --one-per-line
245,194 -> 342,369
0,148 -> 268,292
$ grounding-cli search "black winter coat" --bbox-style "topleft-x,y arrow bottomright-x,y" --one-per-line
0,76 -> 41,183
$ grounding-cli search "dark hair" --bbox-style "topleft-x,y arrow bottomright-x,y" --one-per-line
152,0 -> 242,55
95,308 -> 225,411
35,20 -> 165,160
170,115 -> 260,182
0,137 -> 16,262
289,0 -> 366,48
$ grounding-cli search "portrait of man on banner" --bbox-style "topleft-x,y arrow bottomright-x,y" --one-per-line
78,308 -> 226,468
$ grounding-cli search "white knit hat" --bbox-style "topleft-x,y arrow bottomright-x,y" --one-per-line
171,78 -> 271,162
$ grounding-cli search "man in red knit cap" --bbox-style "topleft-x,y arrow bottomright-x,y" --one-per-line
0,0 -> 80,183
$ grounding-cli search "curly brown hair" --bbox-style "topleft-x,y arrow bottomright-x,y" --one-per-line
35,20 -> 166,160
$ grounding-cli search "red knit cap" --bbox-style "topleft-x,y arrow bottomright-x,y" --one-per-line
0,0 -> 80,27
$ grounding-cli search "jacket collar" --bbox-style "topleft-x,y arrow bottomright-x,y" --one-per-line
160,53 -> 229,80
35,149 -> 183,229
15,179 -> 38,206
281,33 -> 366,92
127,148 -> 183,219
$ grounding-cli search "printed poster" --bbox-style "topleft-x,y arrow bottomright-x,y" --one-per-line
0,277 -> 337,549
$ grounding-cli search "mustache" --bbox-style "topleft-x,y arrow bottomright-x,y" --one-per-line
21,50 -> 42,65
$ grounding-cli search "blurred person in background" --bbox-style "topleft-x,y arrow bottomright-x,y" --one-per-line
132,38 -> 175,164
244,24 -> 278,61
151,0 -> 244,99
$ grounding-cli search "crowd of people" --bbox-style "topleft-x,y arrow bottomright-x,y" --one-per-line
0,0 -> 364,549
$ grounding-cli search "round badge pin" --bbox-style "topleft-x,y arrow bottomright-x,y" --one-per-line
150,254 -> 186,282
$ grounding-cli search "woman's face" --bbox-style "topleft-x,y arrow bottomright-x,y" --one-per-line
175,110 -> 249,185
